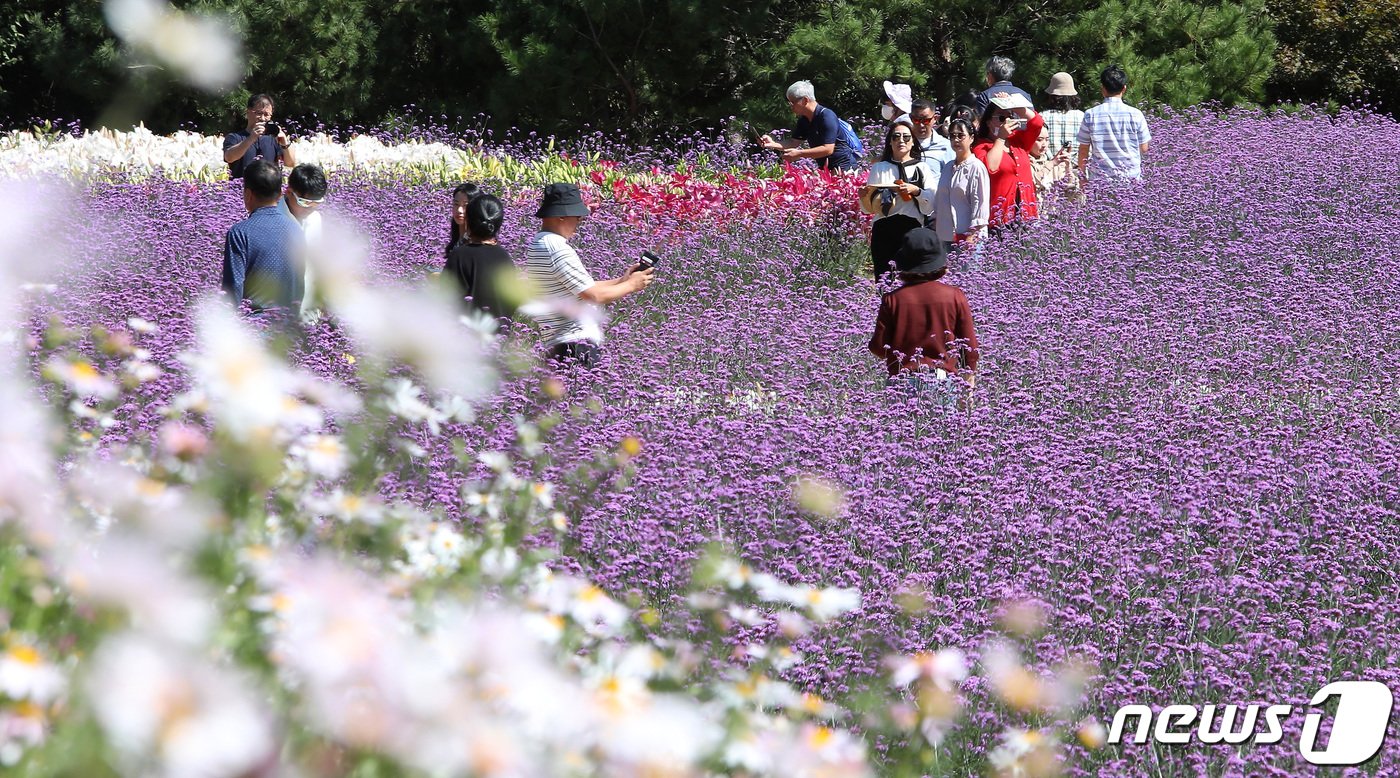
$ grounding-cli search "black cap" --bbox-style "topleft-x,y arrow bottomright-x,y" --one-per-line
535,183 -> 591,218
892,227 -> 948,275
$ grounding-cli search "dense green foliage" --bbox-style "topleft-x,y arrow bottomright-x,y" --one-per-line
1265,0 -> 1400,114
0,0 -> 1386,136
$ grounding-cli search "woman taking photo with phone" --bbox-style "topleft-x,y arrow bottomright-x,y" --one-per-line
858,119 -> 937,278
973,94 -> 1044,233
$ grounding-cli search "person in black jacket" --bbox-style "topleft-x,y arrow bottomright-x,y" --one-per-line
443,195 -> 521,320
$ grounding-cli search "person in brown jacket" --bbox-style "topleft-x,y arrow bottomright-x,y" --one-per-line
868,227 -> 978,402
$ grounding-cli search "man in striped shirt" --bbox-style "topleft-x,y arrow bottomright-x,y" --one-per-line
1076,65 -> 1151,181
524,183 -> 654,367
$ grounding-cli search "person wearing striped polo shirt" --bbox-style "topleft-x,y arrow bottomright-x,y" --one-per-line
524,183 -> 654,367
1076,65 -> 1151,181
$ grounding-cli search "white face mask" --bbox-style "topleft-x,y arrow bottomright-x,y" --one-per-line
880,104 -> 896,121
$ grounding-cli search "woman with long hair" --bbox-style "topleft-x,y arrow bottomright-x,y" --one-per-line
858,119 -> 937,277
972,95 -> 1044,232
444,181 -> 482,258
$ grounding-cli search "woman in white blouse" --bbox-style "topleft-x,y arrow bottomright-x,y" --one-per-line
858,119 -> 937,278
933,119 -> 990,252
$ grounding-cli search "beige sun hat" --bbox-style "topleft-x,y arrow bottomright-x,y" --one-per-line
1045,72 -> 1078,96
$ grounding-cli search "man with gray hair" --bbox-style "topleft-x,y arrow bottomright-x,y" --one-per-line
760,80 -> 859,172
976,56 -> 1035,113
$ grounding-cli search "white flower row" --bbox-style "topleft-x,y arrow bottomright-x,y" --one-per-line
0,124 -> 477,182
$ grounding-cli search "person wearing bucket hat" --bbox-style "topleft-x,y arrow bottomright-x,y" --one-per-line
1040,72 -> 1085,157
523,183 -> 654,368
868,227 -> 978,398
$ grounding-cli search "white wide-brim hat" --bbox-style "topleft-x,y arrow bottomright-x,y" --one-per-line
882,80 -> 913,114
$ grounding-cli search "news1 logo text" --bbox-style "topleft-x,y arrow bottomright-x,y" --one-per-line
1108,681 -> 1394,765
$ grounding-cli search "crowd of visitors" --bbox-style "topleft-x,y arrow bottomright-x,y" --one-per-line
219,60 -> 1147,394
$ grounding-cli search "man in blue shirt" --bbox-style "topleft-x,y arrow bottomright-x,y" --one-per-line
1076,65 -> 1152,181
759,80 -> 859,172
221,160 -> 304,314
222,93 -> 296,179
976,57 -> 1036,114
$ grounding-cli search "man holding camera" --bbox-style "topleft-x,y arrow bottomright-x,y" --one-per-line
223,93 -> 296,179
759,80 -> 859,172
524,183 -> 654,368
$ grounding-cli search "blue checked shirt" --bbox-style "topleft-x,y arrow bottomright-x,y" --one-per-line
1076,97 -> 1151,180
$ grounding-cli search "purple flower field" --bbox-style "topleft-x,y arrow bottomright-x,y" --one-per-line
24,106 -> 1400,775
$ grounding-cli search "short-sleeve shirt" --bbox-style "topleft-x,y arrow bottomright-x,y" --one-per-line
1041,109 -> 1085,153
524,231 -> 601,347
223,131 -> 284,179
792,106 -> 859,171
221,205 -> 304,312
444,243 -> 520,320
1075,97 -> 1151,180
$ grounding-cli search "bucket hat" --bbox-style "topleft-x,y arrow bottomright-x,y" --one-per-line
1044,72 -> 1078,96
535,183 -> 590,218
892,228 -> 948,275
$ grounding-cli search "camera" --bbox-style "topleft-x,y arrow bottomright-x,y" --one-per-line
263,121 -> 282,138
637,250 -> 662,271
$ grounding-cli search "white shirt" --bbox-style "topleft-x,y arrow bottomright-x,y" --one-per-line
297,210 -> 322,317
932,156 -> 990,242
1076,97 -> 1151,180
524,230 -> 602,347
865,159 -> 937,222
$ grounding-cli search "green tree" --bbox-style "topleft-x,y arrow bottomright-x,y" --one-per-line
1266,0 -> 1400,114
477,0 -> 792,136
0,2 -> 121,124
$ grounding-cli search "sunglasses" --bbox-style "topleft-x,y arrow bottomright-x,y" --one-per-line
891,133 -> 914,141
911,116 -> 936,125
294,195 -> 325,208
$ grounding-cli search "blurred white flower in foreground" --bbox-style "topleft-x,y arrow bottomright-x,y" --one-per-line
87,632 -> 276,778
184,299 -> 328,442
888,647 -> 968,690
308,225 -> 497,403
60,537 -> 215,646
104,0 -> 242,92
0,644 -> 66,704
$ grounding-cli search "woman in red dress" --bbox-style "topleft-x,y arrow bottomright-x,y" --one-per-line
972,94 -> 1044,233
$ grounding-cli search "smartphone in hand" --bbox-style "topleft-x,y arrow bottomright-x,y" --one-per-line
636,250 -> 662,272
